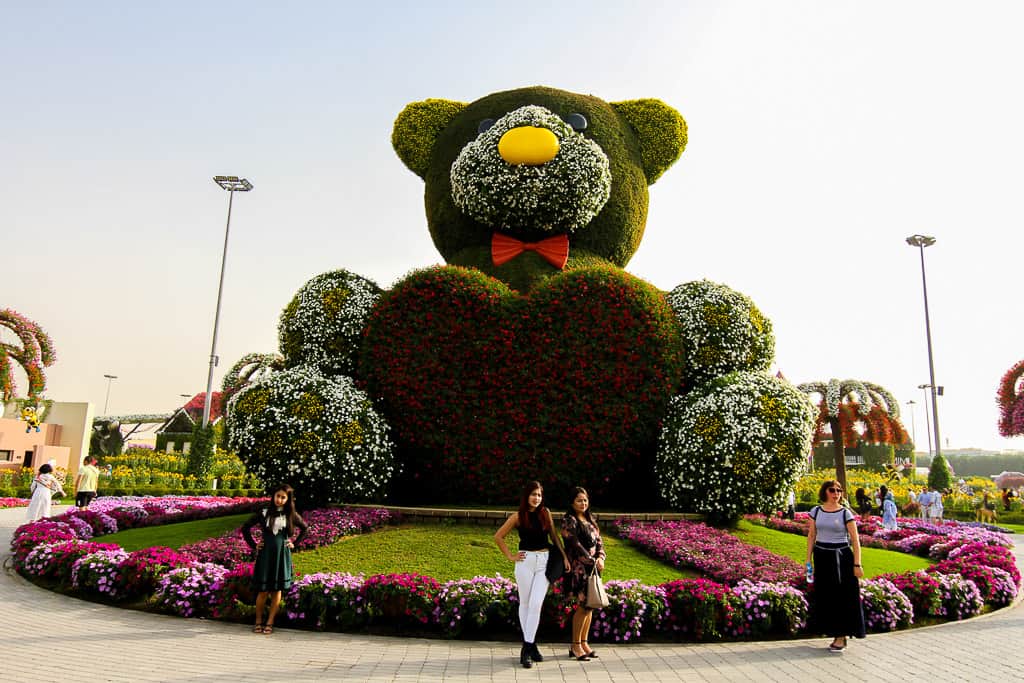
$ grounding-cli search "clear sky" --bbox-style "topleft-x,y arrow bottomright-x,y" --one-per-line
4,1 -> 1023,451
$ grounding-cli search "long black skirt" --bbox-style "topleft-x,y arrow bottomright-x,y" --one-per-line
808,543 -> 866,638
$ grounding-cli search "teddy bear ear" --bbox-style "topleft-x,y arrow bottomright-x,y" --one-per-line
392,98 -> 469,179
610,99 -> 688,185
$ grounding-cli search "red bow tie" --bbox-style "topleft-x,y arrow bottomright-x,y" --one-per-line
491,233 -> 569,269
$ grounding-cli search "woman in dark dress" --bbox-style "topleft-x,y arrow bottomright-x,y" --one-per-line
241,483 -> 308,634
806,480 -> 866,652
561,487 -> 605,661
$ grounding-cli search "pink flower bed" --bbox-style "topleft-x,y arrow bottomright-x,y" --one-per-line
613,519 -> 804,585
0,497 -> 29,508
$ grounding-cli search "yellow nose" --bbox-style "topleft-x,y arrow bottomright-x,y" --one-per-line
498,126 -> 560,165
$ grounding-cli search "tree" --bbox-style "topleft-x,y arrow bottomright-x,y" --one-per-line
997,359 -> 1024,437
187,421 -> 215,482
928,453 -> 953,492
0,309 -> 56,403
798,379 -> 910,492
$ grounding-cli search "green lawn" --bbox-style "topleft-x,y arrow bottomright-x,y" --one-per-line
999,523 -> 1024,534
732,520 -> 932,578
97,515 -> 936,581
294,523 -> 695,584
101,514 -> 251,551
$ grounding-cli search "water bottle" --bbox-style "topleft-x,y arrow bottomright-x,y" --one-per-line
805,562 -> 814,584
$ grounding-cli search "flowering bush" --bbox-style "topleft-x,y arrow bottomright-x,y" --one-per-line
656,371 -> 815,522
590,580 -> 667,642
731,580 -> 808,637
860,578 -> 913,632
71,549 -> 130,599
278,269 -> 382,377
59,508 -> 118,535
932,573 -> 983,620
285,572 -> 368,630
153,563 -> 229,618
227,367 -> 396,507
62,515 -> 95,540
180,534 -> 254,568
942,542 -> 1021,587
881,571 -> 942,619
433,576 -> 519,637
665,280 -> 775,386
0,497 -> 29,508
210,563 -> 256,619
659,578 -> 738,641
11,520 -> 77,566
615,519 -> 804,585
361,573 -> 439,626
119,546 -> 196,599
23,540 -> 120,583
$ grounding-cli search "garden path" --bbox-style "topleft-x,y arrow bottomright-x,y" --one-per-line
1,505 -> 1022,683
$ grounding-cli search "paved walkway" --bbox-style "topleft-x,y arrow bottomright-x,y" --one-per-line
1,505 -> 1022,682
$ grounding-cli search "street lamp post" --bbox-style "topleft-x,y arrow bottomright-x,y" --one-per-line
906,234 -> 942,460
203,176 -> 253,428
906,399 -> 917,447
918,384 -> 933,459
102,374 -> 118,414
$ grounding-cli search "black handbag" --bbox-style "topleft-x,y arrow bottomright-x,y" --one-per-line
545,545 -> 565,583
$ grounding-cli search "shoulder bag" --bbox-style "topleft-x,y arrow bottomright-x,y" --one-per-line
545,546 -> 564,583
585,565 -> 609,609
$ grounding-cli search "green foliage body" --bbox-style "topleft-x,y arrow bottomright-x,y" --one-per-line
929,454 -> 953,491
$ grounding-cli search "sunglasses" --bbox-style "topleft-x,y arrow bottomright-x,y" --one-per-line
828,488 -> 843,494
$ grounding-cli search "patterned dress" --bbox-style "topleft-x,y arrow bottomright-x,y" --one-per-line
561,513 -> 605,600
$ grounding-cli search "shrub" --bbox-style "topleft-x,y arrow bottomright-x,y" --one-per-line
71,549 -> 130,599
731,580 -> 808,637
361,573 -> 439,626
931,573 -> 983,620
211,563 -> 256,618
153,563 -> 228,618
656,371 -> 815,523
881,571 -> 942,619
433,576 -> 519,637
285,572 -> 368,630
859,578 -> 913,632
660,579 -> 738,641
23,540 -> 121,583
227,366 -> 396,507
590,580 -> 667,642
119,546 -> 197,599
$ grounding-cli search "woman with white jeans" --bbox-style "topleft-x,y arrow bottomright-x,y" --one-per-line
495,480 -> 569,669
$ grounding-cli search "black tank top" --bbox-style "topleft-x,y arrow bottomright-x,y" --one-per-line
518,509 -> 549,551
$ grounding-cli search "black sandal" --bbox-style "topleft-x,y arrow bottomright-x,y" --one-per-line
582,641 -> 598,658
568,642 -> 589,661
252,622 -> 264,633
263,624 -> 274,635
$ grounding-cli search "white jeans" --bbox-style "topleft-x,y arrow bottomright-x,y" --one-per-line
514,550 -> 549,643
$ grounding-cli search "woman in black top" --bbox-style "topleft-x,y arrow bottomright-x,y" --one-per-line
495,480 -> 568,669
241,483 -> 308,634
561,487 -> 605,661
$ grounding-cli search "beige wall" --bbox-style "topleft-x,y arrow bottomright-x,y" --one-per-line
0,402 -> 94,475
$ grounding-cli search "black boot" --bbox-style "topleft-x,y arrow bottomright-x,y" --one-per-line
529,642 -> 544,662
520,643 -> 533,668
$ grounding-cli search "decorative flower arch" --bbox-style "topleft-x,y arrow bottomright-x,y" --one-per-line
0,309 -> 56,402
997,359 -> 1024,437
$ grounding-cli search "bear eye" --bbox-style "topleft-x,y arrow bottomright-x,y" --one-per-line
565,113 -> 588,132
477,118 -> 495,134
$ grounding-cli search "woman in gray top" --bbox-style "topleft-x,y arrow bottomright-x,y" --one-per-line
806,480 -> 866,652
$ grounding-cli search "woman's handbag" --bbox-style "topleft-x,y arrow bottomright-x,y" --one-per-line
585,566 -> 609,609
545,546 -> 564,583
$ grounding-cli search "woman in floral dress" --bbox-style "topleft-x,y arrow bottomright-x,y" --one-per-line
561,487 -> 605,661
241,483 -> 307,634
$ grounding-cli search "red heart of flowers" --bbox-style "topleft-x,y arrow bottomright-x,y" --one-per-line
360,265 -> 686,505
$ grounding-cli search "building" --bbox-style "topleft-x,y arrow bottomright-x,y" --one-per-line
0,402 -> 94,475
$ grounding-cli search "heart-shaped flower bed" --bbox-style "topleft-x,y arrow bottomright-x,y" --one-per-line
360,264 -> 686,504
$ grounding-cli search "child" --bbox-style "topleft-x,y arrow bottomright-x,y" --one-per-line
241,484 -> 308,634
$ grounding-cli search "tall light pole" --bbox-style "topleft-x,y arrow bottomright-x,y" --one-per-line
204,175 -> 253,428
907,234 -> 942,460
102,374 -> 118,414
905,399 -> 917,447
918,383 -> 933,459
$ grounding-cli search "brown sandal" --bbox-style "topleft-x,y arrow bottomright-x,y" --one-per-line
262,624 -> 274,635
252,622 -> 264,633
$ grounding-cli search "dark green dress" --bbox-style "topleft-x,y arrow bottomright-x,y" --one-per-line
241,508 -> 308,592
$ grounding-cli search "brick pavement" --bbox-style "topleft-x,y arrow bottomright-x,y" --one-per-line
1,505 -> 1022,682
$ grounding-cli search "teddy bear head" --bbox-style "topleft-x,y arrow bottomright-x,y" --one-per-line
392,86 -> 687,291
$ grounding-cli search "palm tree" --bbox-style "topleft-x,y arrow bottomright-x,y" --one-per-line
797,379 -> 910,491
0,309 -> 56,403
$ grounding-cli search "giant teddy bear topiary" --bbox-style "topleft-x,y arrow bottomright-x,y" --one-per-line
227,86 -> 815,516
